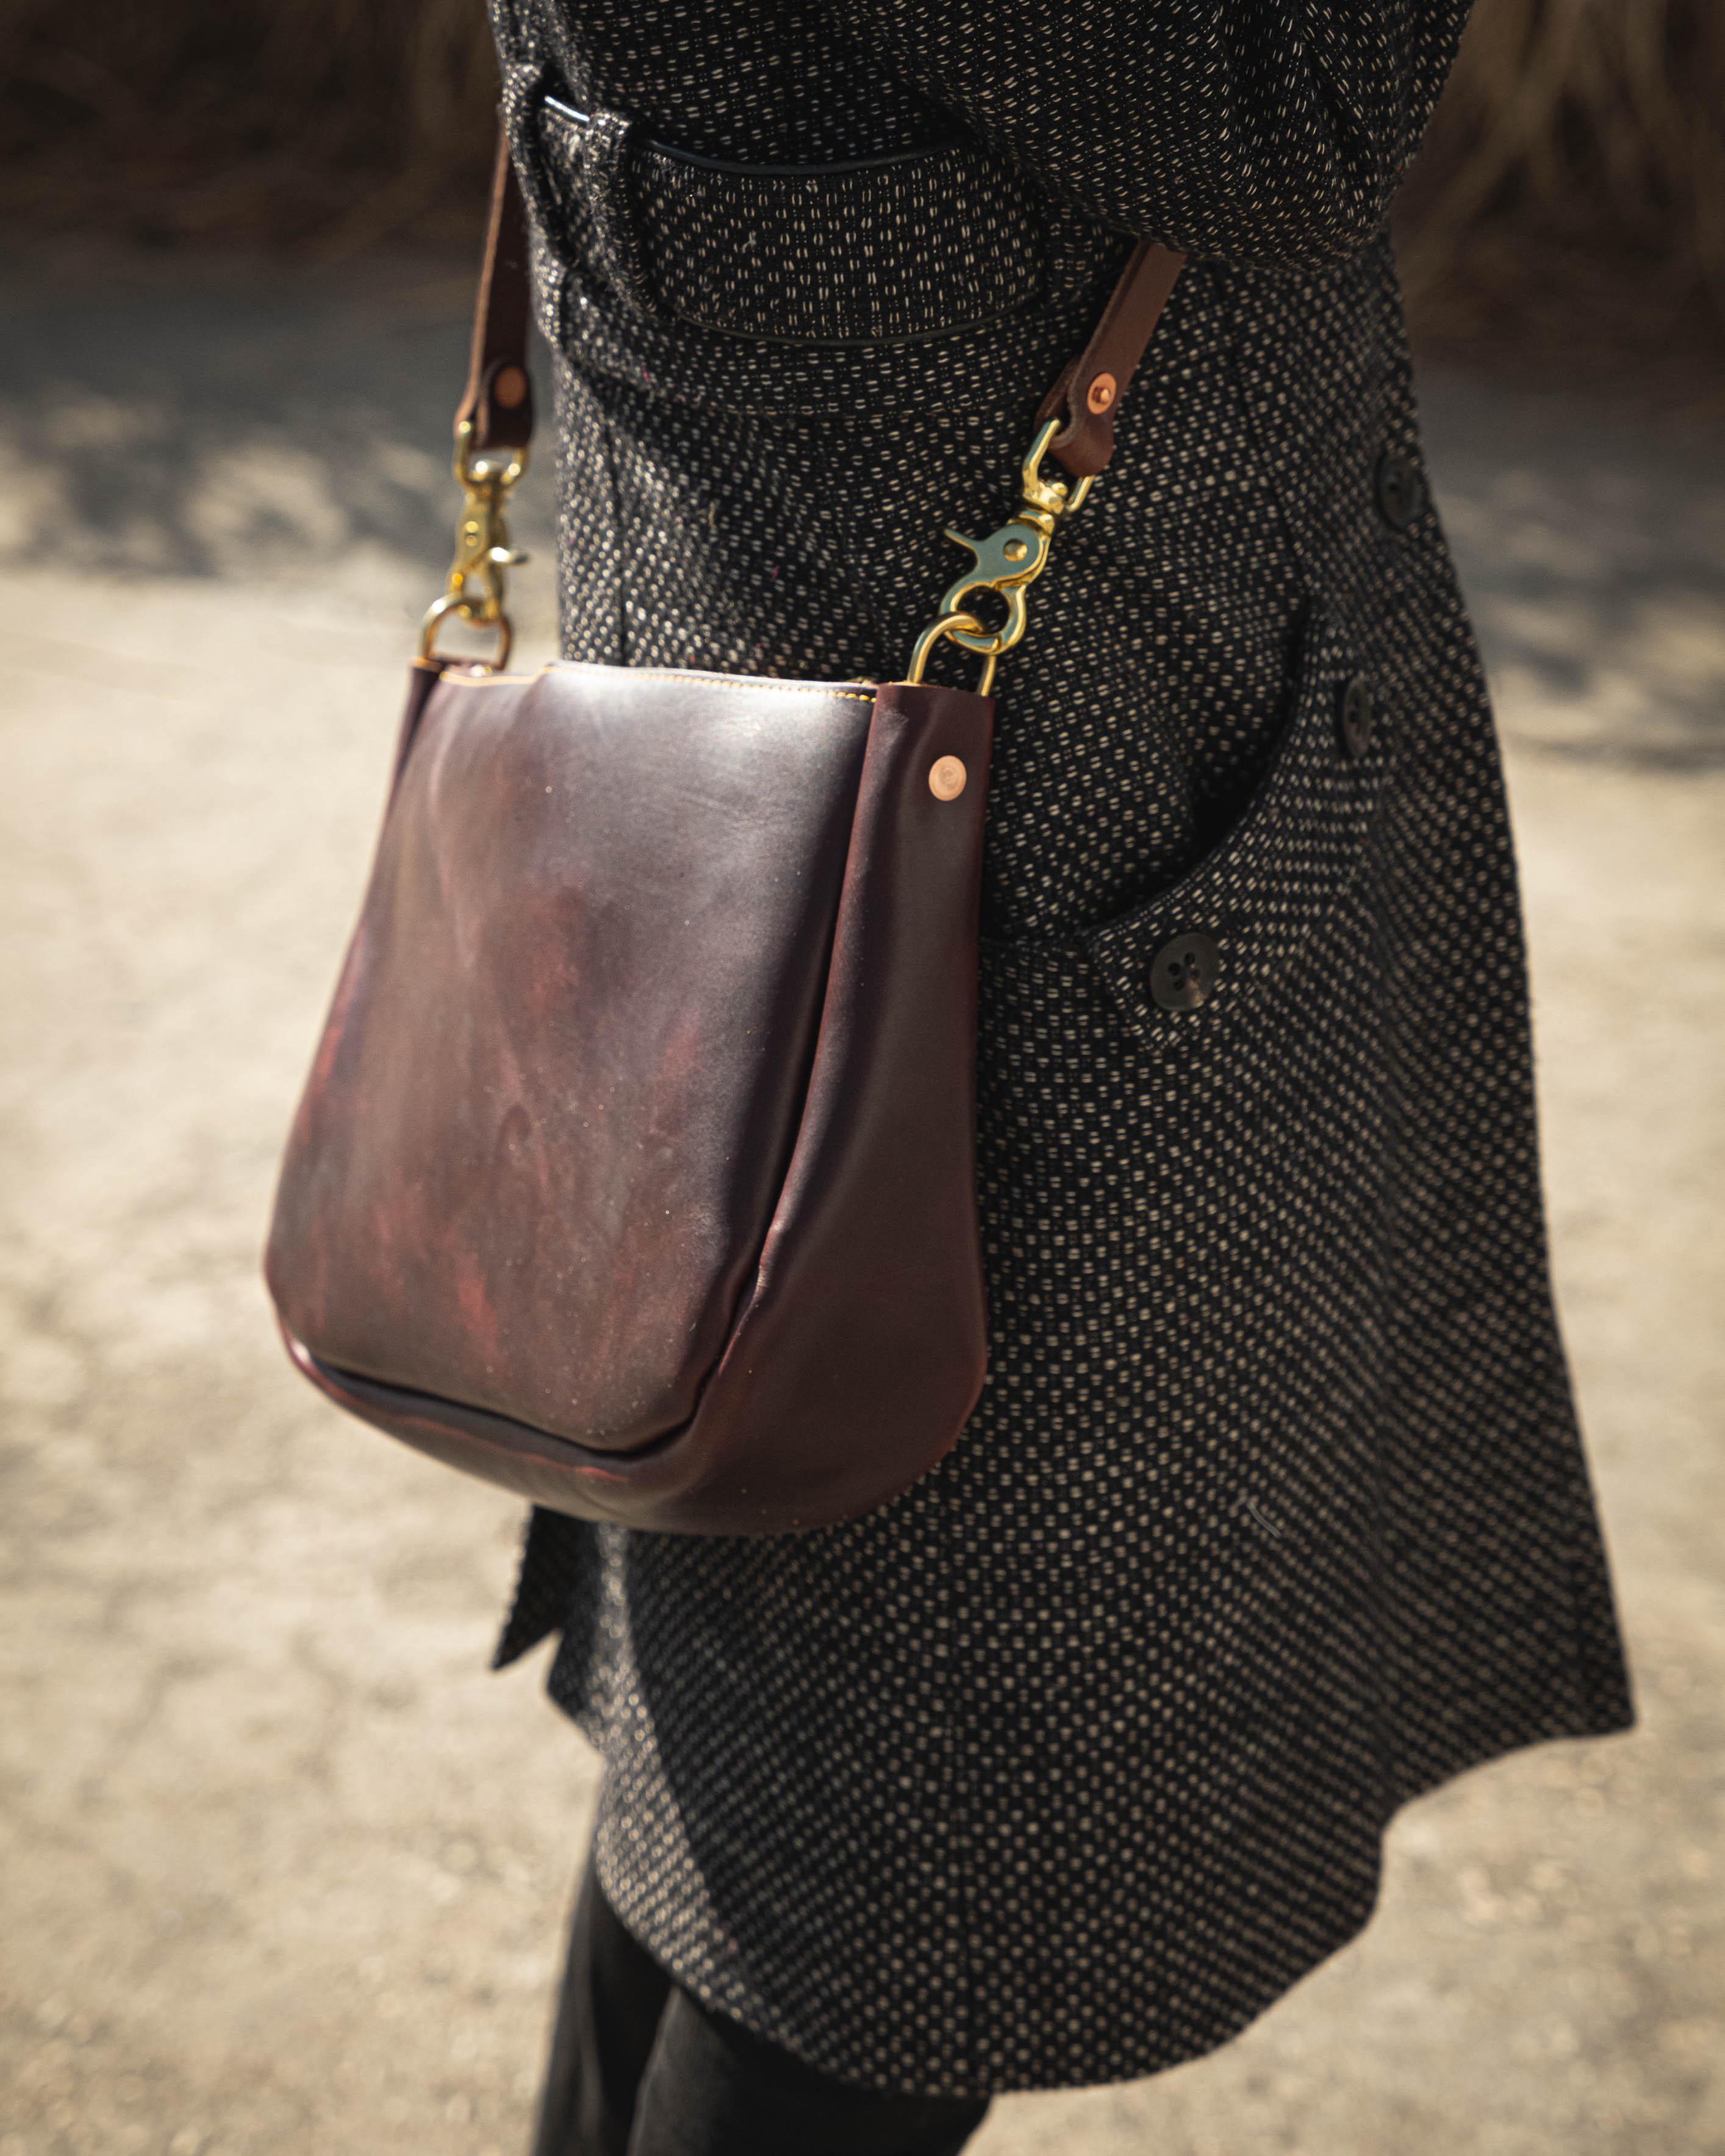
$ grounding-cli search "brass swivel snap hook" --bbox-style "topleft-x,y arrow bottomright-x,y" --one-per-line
905,419 -> 1096,697
420,420 -> 530,672
935,514 -> 1047,661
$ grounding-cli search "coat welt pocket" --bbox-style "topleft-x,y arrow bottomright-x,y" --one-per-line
537,99 -> 1049,346
1085,618 -> 1385,1056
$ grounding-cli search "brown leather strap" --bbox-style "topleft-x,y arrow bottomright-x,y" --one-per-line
454,134 -> 1180,475
457,137 -> 536,454
1036,240 -> 1186,479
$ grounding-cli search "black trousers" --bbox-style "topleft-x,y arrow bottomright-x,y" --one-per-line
531,1854 -> 991,2156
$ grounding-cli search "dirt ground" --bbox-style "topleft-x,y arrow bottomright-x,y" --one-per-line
1,254 -> 1721,2155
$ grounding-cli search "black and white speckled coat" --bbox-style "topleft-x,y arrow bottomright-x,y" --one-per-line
483,0 -> 1634,2097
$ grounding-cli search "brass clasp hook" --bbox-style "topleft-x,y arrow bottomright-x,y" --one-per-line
420,420 -> 529,671
935,512 -> 1050,661
905,418 -> 1096,696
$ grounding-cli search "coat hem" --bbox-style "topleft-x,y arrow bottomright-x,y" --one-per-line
533,1663 -> 1635,2099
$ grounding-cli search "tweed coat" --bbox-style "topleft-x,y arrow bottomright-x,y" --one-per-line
484,0 -> 1634,2097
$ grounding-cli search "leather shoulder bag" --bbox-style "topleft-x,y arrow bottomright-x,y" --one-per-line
265,136 -> 1183,1534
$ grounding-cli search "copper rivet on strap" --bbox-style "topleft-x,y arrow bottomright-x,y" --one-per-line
493,365 -> 529,409
1086,373 -> 1117,414
928,756 -> 967,801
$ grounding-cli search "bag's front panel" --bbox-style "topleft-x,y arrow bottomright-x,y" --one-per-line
267,663 -> 873,1451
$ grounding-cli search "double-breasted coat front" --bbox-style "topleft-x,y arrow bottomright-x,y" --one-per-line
482,0 -> 1634,2096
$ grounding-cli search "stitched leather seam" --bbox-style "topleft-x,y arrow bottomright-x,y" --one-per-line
439,664 -> 873,704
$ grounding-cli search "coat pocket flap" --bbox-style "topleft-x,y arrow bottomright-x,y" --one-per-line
539,99 -> 1049,347
1085,618 -> 1385,1056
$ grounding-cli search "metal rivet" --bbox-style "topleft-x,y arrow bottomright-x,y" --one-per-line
928,756 -> 967,801
1086,372 -> 1117,414
493,365 -> 529,409
1003,537 -> 1029,562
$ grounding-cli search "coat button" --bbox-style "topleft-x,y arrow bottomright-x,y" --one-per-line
1339,673 -> 1376,759
1149,931 -> 1221,1011
1375,447 -> 1427,531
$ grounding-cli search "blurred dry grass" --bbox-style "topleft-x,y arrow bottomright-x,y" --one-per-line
0,0 -> 1721,385
0,0 -> 499,252
1395,0 -> 1725,391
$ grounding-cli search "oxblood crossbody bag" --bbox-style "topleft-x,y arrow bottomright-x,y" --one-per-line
264,136 -> 1183,1533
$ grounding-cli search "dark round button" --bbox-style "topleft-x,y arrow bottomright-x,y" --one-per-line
1149,931 -> 1221,1012
1339,673 -> 1376,759
1375,447 -> 1427,532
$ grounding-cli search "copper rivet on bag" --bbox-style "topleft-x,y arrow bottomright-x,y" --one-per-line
1086,373 -> 1117,414
928,756 -> 967,801
494,365 -> 529,409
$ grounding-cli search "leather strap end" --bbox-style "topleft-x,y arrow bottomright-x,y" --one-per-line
1036,241 -> 1186,481
456,135 -> 537,454
464,357 -> 535,453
